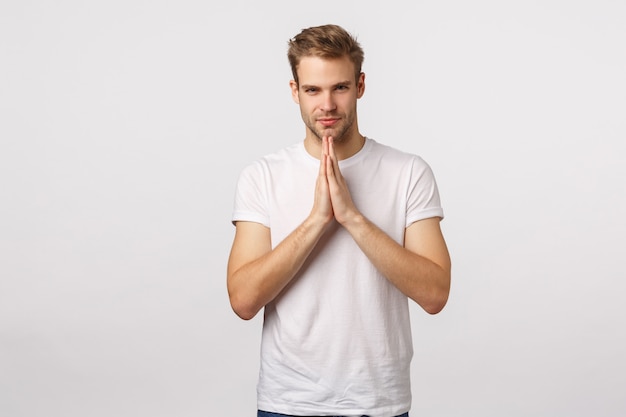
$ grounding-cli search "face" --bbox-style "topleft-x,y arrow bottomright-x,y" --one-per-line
290,56 -> 365,143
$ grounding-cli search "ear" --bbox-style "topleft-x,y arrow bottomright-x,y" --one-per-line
357,72 -> 366,98
289,80 -> 300,104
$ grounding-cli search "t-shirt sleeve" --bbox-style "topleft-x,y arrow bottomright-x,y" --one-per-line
232,160 -> 270,227
405,156 -> 444,227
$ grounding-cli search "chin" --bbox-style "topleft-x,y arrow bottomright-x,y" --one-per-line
320,129 -> 347,142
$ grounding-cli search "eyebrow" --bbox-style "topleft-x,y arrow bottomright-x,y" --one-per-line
300,80 -> 353,90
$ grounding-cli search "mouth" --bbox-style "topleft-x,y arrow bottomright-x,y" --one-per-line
317,118 -> 340,127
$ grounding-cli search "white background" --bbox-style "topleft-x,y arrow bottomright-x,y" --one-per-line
1,1 -> 625,416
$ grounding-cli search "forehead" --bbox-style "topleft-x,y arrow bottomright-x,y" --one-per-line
296,56 -> 356,85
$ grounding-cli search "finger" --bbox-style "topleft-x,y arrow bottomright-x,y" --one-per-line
328,137 -> 341,177
325,154 -> 334,179
318,136 -> 328,177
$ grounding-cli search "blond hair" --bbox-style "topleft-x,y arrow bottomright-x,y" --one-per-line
287,24 -> 364,85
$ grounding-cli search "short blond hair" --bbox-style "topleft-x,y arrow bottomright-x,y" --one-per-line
287,24 -> 364,85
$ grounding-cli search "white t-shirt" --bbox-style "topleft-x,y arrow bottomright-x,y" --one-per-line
232,138 -> 444,417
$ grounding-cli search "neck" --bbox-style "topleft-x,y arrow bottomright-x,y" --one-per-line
304,130 -> 365,161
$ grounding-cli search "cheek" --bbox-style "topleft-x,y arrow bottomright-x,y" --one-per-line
300,100 -> 317,115
339,97 -> 357,112
299,103 -> 314,119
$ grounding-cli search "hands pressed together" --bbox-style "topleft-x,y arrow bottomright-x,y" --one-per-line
312,136 -> 361,227
228,134 -> 451,319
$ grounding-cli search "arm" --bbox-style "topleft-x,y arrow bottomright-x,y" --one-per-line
227,219 -> 326,320
342,216 -> 451,314
325,137 -> 451,314
227,149 -> 334,320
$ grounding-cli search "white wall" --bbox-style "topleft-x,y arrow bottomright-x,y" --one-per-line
1,1 -> 625,416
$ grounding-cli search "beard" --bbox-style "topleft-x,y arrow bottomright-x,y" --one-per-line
303,109 -> 356,144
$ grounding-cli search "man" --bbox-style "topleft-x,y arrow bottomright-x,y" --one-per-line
227,24 -> 451,417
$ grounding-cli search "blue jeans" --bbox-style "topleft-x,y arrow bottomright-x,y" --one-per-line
258,411 -> 409,417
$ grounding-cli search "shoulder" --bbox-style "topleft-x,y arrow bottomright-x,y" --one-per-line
240,142 -> 306,174
365,138 -> 431,169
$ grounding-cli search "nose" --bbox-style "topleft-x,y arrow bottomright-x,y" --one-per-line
320,91 -> 336,112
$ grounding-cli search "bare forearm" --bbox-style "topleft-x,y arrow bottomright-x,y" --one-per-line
228,217 -> 327,320
343,215 -> 451,314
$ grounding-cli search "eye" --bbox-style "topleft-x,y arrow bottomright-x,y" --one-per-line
336,85 -> 348,91
304,87 -> 318,94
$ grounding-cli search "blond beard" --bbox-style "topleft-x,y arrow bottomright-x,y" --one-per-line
305,115 -> 355,144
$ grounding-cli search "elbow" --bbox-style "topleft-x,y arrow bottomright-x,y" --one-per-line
425,268 -> 451,315
421,279 -> 450,315
230,302 -> 258,321
413,290 -> 448,315
423,295 -> 448,315
227,270 -> 266,320
235,310 -> 257,321
227,272 -> 261,320
229,292 -> 261,321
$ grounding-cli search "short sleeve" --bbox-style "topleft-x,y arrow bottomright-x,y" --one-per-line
405,156 -> 444,227
232,160 -> 270,227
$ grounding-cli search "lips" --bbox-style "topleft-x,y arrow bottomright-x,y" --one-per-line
318,118 -> 339,127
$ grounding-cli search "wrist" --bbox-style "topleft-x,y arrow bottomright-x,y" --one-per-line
337,210 -> 366,230
305,211 -> 333,233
